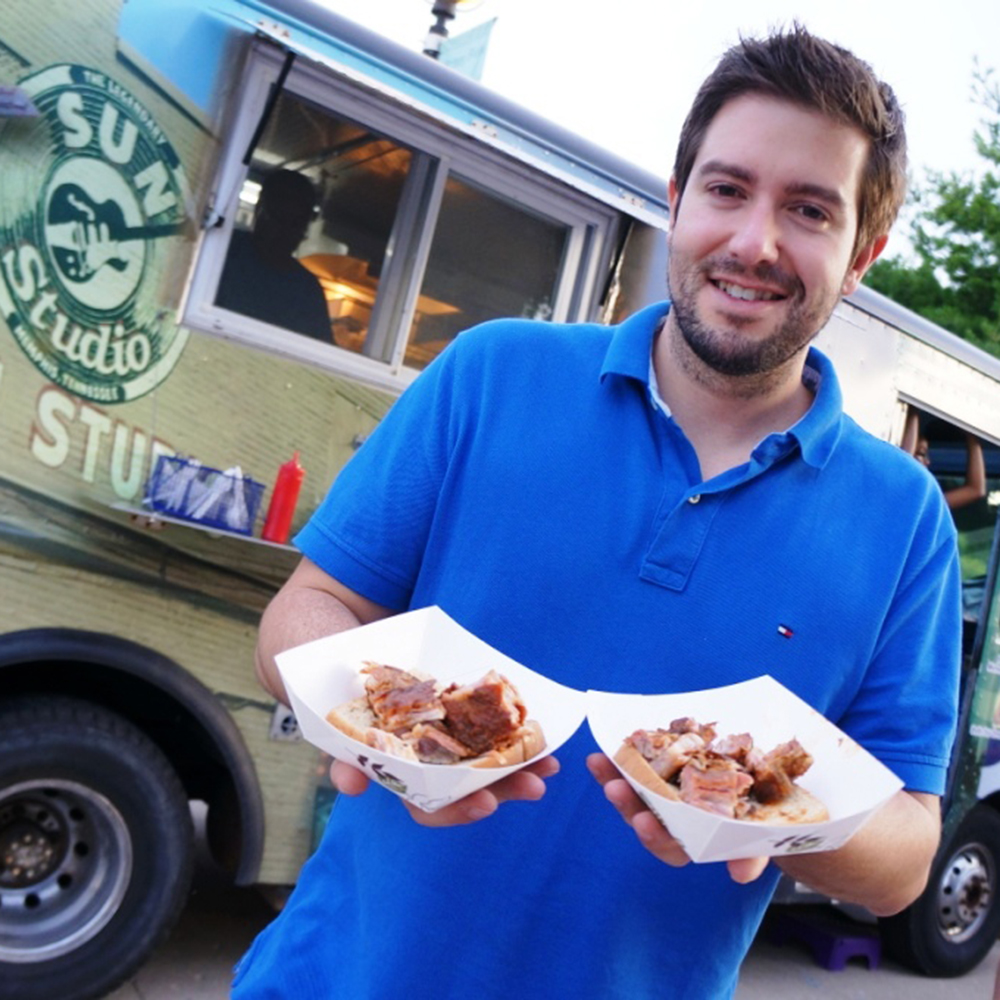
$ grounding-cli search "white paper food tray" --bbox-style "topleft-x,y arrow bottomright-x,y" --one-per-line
586,676 -> 903,863
277,606 -> 588,813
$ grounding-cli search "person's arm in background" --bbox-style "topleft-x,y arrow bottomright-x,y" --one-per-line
944,433 -> 986,511
901,405 -> 921,455
255,556 -> 558,824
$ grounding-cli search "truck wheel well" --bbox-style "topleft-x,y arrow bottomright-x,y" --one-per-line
977,793 -> 1000,819
0,628 -> 264,884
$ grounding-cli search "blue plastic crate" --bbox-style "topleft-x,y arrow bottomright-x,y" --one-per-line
146,455 -> 265,536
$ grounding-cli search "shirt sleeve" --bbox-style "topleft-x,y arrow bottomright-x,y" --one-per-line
293,335 -> 466,610
837,495 -> 962,795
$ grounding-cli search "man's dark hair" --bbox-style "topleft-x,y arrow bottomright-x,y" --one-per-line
672,23 -> 907,255
257,169 -> 318,223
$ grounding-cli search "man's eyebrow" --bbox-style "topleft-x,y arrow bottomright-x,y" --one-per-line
785,181 -> 847,212
697,159 -> 756,184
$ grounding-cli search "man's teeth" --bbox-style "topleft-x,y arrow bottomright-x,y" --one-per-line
716,280 -> 781,301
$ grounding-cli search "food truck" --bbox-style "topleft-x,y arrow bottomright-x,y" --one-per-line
0,1 -> 997,996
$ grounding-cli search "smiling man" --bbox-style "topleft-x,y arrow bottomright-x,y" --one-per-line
588,31 -> 951,916
235,24 -> 960,1000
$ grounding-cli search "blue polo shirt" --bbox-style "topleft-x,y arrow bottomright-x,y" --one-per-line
233,302 -> 960,1000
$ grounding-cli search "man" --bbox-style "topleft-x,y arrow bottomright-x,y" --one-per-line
233,25 -> 959,1000
216,168 -> 332,342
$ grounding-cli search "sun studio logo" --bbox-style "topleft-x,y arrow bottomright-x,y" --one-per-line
0,64 -> 189,402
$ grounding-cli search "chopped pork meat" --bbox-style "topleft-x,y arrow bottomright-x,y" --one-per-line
409,723 -> 475,764
709,732 -> 754,764
439,670 -> 525,755
668,718 -> 718,743
767,739 -> 814,780
749,739 -> 814,804
361,663 -> 446,733
625,728 -> 706,781
628,719 -> 817,817
345,663 -> 538,765
678,756 -> 755,818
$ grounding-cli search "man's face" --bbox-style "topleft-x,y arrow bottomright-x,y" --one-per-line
257,187 -> 317,256
666,94 -> 884,378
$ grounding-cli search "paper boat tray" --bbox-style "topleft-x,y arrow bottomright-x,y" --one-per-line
586,677 -> 903,862
277,606 -> 588,813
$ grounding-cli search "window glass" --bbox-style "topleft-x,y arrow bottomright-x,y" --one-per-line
910,410 -> 1000,656
406,175 -> 570,369
214,91 -> 412,357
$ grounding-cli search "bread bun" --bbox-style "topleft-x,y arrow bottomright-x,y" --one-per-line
747,784 -> 829,824
469,720 -> 547,769
613,742 -> 681,801
325,695 -> 375,743
325,698 -> 420,760
614,740 -> 828,824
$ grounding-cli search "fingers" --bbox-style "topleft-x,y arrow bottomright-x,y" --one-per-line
329,758 -> 370,796
586,751 -> 621,787
406,755 -> 561,827
330,755 -> 561,827
727,856 -> 770,883
587,753 -> 691,867
589,754 -> 774,882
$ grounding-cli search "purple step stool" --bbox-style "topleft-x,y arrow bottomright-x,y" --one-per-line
765,906 -> 881,971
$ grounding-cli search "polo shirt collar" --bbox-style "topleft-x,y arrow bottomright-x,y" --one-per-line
792,346 -> 843,469
600,300 -> 669,382
600,300 -> 845,470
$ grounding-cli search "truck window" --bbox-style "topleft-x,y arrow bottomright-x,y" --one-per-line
905,407 -> 1000,653
214,90 -> 413,358
183,43 -> 616,391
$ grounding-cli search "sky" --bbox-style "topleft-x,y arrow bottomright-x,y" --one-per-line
317,0 -> 1000,227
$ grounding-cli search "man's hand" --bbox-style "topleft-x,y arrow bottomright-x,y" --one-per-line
587,752 -> 769,883
330,754 -> 561,826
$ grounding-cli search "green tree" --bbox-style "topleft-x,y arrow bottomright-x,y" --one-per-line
865,67 -> 1000,359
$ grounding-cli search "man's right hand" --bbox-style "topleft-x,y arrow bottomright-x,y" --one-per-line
329,755 -> 561,826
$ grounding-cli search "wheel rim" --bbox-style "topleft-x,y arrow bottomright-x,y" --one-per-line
935,839 -> 994,944
0,779 -> 133,962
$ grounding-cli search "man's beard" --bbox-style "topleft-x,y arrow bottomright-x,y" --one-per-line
666,253 -> 840,378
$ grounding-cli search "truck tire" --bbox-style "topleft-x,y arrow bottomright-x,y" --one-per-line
0,696 -> 194,1000
879,803 -> 1000,977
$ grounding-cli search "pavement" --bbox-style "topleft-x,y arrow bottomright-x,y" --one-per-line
103,850 -> 1000,1000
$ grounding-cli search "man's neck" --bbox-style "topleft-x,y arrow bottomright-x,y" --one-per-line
653,317 -> 815,482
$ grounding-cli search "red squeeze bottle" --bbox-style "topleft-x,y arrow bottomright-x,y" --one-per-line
261,452 -> 305,544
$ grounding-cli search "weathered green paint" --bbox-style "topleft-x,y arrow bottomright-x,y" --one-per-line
0,0 -> 393,887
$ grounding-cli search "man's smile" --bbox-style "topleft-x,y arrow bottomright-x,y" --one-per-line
711,278 -> 787,302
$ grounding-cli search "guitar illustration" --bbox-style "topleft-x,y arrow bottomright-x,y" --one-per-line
46,183 -> 185,281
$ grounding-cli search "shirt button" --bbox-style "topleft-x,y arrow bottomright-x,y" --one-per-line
688,494 -> 701,504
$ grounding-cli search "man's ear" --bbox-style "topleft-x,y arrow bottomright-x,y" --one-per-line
841,234 -> 888,296
668,176 -> 681,224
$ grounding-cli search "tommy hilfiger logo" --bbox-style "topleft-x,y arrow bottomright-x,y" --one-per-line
777,624 -> 794,639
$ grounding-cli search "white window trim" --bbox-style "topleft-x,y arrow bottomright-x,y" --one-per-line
182,42 -> 620,394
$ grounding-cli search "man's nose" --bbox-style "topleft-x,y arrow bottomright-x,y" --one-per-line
728,204 -> 780,264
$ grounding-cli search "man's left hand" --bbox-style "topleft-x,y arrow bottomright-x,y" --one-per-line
587,752 -> 769,883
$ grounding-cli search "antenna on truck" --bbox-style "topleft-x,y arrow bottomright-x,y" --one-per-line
422,0 -> 483,59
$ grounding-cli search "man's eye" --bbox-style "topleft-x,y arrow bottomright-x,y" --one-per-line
710,183 -> 742,199
796,204 -> 828,223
